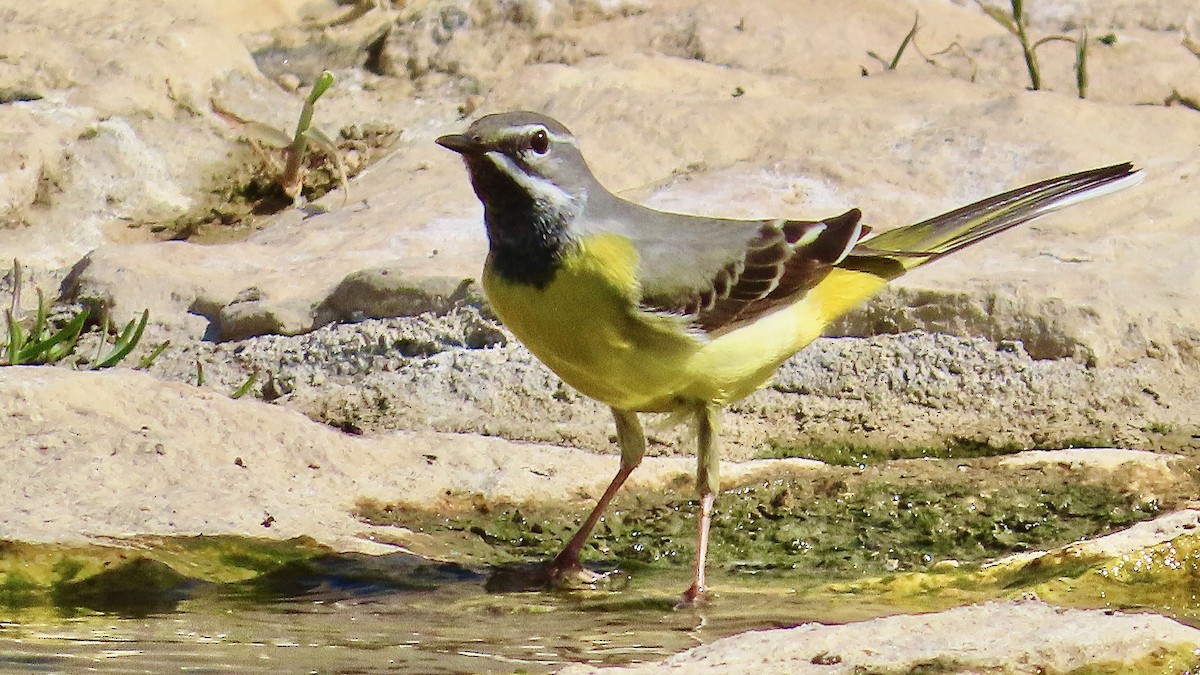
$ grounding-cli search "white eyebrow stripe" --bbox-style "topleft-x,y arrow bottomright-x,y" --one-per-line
506,124 -> 578,146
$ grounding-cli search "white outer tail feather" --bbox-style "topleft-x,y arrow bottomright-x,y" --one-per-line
1033,169 -> 1145,217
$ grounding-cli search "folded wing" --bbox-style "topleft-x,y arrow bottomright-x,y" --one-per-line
639,209 -> 867,335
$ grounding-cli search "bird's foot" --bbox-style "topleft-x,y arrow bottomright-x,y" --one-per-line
484,556 -> 616,593
546,556 -> 606,589
675,582 -> 710,609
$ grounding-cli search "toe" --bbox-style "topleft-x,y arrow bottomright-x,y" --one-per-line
548,559 -> 604,588
676,583 -> 709,608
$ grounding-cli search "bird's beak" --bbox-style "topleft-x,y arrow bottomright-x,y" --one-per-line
435,133 -> 484,155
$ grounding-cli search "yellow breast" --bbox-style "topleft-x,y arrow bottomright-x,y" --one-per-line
482,233 -> 701,411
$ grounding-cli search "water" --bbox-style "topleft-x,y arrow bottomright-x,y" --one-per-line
0,568 -> 898,674
4,539 -> 1195,673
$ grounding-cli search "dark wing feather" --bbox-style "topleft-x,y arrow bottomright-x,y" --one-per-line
643,209 -> 866,335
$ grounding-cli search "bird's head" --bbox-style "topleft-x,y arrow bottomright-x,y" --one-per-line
436,111 -> 596,218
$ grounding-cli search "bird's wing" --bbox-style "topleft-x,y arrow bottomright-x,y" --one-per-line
613,162 -> 1138,338
629,207 -> 868,335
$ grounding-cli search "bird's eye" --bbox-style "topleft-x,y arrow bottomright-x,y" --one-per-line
530,129 -> 549,154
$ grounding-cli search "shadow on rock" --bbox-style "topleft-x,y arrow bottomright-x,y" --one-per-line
231,551 -> 480,601
52,558 -> 211,618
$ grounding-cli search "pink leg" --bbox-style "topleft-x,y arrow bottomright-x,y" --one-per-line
548,463 -> 636,582
680,405 -> 720,606
681,491 -> 715,605
547,409 -> 645,585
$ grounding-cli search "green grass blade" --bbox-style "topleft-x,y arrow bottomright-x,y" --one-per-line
92,312 -> 109,367
889,14 -> 920,69
136,340 -> 170,370
31,307 -> 90,364
1010,0 -> 1040,90
4,309 -> 23,365
7,310 -> 26,364
30,289 -> 48,341
1075,29 -> 1088,99
309,70 -> 335,103
282,71 -> 336,201
230,370 -> 258,399
978,2 -> 1018,35
93,309 -> 149,369
295,71 -> 334,140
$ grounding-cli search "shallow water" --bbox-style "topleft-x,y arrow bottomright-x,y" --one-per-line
0,568 -> 906,674
3,472 -> 1197,674
4,553 -> 1199,674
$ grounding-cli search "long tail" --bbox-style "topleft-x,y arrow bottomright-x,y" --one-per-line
804,162 -> 1141,326
841,162 -> 1141,279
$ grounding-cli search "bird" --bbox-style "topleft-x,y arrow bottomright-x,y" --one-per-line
436,110 -> 1140,605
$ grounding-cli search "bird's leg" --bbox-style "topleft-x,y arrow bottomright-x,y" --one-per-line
681,405 -> 720,606
548,408 -> 645,585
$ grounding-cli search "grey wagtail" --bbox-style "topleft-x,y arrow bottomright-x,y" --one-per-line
437,110 -> 1140,604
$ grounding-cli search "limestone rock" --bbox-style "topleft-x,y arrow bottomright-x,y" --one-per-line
0,366 -> 810,550
0,0 -> 287,266
559,600 -> 1200,674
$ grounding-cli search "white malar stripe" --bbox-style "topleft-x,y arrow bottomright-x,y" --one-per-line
1032,170 -> 1144,217
487,151 -> 578,211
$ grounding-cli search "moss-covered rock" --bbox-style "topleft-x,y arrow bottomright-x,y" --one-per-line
0,535 -> 477,614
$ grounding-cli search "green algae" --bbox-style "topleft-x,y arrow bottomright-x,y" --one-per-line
1,458 -> 1194,674
52,557 -> 199,616
1,459 -> 1171,620
0,536 -> 330,590
356,455 -> 1200,632
0,535 -> 483,618
230,550 -> 477,601
756,435 -> 1125,466
0,517 -> 1195,671
362,462 -> 1165,582
1039,532 -> 1200,625
0,536 -> 331,613
852,660 -> 971,675
829,532 -> 1200,628
1064,646 -> 1200,675
755,436 -> 1028,465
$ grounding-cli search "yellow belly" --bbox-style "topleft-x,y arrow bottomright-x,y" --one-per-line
483,234 -> 889,412
687,266 -> 888,403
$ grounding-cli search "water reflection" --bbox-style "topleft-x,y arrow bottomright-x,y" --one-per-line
3,547 -> 1196,673
0,566 -> 852,674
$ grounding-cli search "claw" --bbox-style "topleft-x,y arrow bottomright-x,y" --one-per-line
676,583 -> 709,609
546,556 -> 605,588
484,557 -> 617,593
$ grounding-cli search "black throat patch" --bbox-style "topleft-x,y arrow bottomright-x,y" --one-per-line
466,155 -> 578,289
